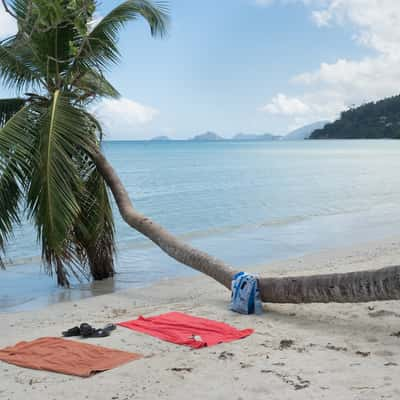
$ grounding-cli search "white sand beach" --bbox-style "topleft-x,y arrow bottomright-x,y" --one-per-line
1,238 -> 400,400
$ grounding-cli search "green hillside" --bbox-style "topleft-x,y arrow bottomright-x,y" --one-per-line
310,95 -> 400,139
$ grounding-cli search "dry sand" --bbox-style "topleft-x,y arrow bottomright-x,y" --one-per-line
1,238 -> 400,400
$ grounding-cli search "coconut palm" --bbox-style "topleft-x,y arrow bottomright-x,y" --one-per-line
0,0 -> 167,286
1,0 -> 400,303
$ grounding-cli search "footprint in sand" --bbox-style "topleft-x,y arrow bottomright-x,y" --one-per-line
218,351 -> 234,360
368,310 -> 400,318
355,351 -> 371,357
279,339 -> 294,350
326,343 -> 348,352
170,367 -> 193,373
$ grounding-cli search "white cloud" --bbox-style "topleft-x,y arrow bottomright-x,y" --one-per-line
0,8 -> 17,39
260,93 -> 310,115
259,0 -> 400,130
262,91 -> 345,128
310,0 -> 400,54
94,98 -> 159,140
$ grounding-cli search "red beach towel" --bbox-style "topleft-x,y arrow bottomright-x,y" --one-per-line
0,337 -> 141,377
118,312 -> 254,349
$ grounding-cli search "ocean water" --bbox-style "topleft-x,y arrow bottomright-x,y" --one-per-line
2,140 -> 400,312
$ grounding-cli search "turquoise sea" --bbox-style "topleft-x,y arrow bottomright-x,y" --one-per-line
1,140 -> 400,312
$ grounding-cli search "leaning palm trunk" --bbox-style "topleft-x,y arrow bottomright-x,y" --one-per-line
92,149 -> 236,289
93,149 -> 400,304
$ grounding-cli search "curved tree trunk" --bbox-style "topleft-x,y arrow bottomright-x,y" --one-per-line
92,149 -> 400,304
92,149 -> 236,289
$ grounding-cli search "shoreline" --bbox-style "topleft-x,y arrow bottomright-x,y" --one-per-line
2,237 -> 400,399
3,233 -> 400,314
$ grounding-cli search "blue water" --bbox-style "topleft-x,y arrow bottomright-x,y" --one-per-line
2,140 -> 400,311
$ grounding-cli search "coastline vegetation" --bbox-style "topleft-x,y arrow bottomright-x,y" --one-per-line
311,94 -> 400,139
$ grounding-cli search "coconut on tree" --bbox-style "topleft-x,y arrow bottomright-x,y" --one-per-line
1,0 -> 400,303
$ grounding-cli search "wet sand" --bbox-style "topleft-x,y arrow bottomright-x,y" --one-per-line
1,238 -> 400,399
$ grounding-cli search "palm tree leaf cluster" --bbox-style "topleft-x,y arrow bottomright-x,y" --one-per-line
0,0 -> 168,285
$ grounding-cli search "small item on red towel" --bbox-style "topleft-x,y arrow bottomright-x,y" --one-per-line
118,312 -> 254,348
0,337 -> 141,377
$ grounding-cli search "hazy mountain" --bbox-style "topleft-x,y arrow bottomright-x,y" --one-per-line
283,121 -> 330,140
151,135 -> 171,141
233,133 -> 281,141
190,132 -> 225,141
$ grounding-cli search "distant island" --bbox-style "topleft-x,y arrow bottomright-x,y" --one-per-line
191,132 -> 224,141
187,122 -> 329,141
311,95 -> 400,139
147,121 -> 331,142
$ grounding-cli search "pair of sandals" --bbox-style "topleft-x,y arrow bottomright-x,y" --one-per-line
62,323 -> 116,338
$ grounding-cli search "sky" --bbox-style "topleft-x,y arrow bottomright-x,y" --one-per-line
1,0 -> 400,140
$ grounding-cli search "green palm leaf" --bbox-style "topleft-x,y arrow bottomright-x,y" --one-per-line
0,98 -> 26,127
0,104 -> 42,266
26,91 -> 96,284
73,0 -> 169,72
0,161 -> 23,267
0,41 -> 41,91
73,70 -> 120,101
74,159 -> 115,280
7,0 -> 31,20
0,104 -> 40,174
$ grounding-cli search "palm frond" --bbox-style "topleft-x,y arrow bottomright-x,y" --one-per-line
0,98 -> 26,127
74,159 -> 115,280
0,40 -> 41,91
0,104 -> 41,174
8,0 -> 30,20
73,0 -> 169,72
82,109 -> 104,141
73,70 -> 120,101
26,91 -> 96,285
0,103 -> 42,267
0,160 -> 23,267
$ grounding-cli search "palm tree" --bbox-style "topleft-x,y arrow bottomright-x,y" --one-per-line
1,0 -> 400,303
0,0 -> 167,286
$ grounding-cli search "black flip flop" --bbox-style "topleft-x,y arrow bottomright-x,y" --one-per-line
104,323 -> 117,333
80,323 -> 95,338
62,326 -> 81,337
90,328 -> 111,338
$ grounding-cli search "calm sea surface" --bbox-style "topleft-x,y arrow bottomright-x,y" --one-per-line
1,140 -> 400,311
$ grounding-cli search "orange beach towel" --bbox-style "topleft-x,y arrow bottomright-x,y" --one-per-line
0,337 -> 141,377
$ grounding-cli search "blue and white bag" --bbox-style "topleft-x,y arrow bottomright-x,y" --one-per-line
230,272 -> 263,315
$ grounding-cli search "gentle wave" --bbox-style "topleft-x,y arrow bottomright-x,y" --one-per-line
2,208 -> 371,268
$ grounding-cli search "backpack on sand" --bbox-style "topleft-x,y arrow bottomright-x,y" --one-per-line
230,272 -> 263,315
